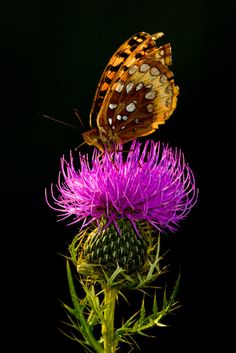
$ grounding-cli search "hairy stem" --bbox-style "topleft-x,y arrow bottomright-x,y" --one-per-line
102,286 -> 118,353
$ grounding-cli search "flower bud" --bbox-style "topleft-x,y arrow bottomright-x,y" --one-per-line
81,219 -> 148,276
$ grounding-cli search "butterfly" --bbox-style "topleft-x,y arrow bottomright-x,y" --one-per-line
82,31 -> 179,151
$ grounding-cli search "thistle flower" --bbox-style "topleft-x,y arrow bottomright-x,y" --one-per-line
47,140 -> 197,234
48,140 -> 198,351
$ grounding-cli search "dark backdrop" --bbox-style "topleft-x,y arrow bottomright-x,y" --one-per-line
0,0 -> 234,351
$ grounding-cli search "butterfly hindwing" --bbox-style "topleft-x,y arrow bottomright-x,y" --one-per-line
83,32 -> 179,150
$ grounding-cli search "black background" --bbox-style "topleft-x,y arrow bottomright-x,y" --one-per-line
0,0 -> 234,351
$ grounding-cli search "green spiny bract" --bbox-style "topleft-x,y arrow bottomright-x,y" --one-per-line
83,219 -> 148,274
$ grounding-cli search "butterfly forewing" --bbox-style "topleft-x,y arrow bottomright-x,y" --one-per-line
83,32 -> 179,151
89,32 -> 163,127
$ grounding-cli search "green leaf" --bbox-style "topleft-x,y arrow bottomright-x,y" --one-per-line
163,273 -> 181,314
152,292 -> 158,317
81,282 -> 104,323
139,296 -> 146,324
66,260 -> 103,353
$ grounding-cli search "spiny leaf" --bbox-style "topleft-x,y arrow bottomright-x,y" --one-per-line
139,296 -> 146,324
152,291 -> 158,317
163,273 -> 181,314
58,327 -> 84,342
87,309 -> 100,327
118,310 -> 140,330
60,316 -> 83,334
136,327 -> 157,337
163,288 -> 168,308
107,264 -> 125,285
63,302 -> 77,316
168,273 -> 181,309
66,260 -> 84,315
81,282 -> 104,322
66,261 -> 103,353
152,317 -> 167,327
68,229 -> 87,265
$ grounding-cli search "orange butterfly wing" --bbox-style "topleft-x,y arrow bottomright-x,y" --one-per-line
83,32 -> 179,150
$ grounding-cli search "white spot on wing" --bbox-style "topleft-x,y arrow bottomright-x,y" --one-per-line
117,114 -> 122,120
109,103 -> 118,109
126,82 -> 134,94
126,102 -> 136,112
128,65 -> 138,75
166,97 -> 172,107
150,67 -> 160,76
165,84 -> 172,94
122,115 -> 128,121
140,63 -> 150,72
108,118 -> 113,125
145,90 -> 156,100
115,81 -> 124,92
147,104 -> 154,112
160,74 -> 168,83
136,82 -> 143,91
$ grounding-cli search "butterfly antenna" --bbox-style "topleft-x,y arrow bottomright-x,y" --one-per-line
73,108 -> 85,129
74,141 -> 86,151
37,113 -> 79,129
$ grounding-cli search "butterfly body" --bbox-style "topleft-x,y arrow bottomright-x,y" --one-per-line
82,31 -> 179,151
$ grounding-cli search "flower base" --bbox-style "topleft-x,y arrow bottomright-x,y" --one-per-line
64,223 -> 180,353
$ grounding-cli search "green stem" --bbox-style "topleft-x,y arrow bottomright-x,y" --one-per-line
102,286 -> 118,353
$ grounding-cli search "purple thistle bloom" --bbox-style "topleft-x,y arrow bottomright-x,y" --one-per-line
46,140 -> 198,233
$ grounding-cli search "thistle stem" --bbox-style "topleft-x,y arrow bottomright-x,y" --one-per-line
102,286 -> 118,353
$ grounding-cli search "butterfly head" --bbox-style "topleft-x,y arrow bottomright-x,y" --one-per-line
82,128 -> 104,151
82,128 -> 118,152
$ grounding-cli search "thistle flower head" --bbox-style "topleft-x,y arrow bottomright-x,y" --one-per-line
47,140 -> 197,233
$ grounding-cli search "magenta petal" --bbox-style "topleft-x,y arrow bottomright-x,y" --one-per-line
47,140 -> 198,233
